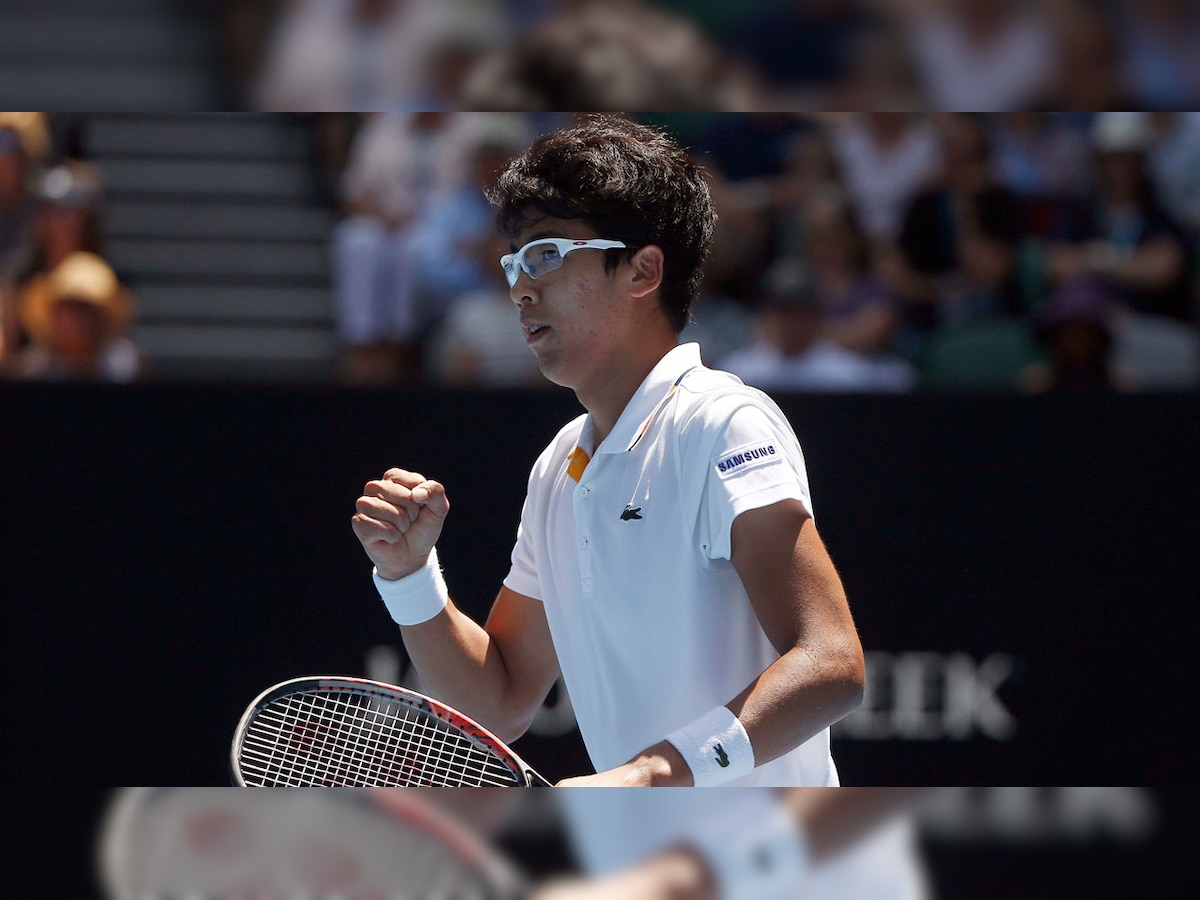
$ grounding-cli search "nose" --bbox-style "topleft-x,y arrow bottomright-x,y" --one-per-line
509,271 -> 539,309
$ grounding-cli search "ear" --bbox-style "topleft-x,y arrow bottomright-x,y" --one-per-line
627,245 -> 665,299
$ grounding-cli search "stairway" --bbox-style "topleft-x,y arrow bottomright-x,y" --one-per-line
83,113 -> 339,382
0,0 -> 222,109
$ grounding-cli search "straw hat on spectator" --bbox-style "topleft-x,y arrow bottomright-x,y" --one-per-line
18,251 -> 132,345
0,111 -> 51,161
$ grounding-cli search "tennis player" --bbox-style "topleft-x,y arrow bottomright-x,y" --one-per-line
352,114 -> 865,787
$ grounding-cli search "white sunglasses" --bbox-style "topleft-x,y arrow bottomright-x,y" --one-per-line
500,238 -> 629,288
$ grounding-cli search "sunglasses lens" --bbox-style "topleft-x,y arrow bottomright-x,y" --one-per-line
521,241 -> 565,280
501,256 -> 518,287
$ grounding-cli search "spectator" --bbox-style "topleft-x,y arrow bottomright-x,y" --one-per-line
694,114 -> 811,187
329,111 -> 453,385
406,113 -> 534,338
905,0 -> 1058,111
690,114 -> 815,299
826,23 -> 926,111
2,159 -> 107,363
1,113 -> 50,274
799,185 -> 903,358
829,112 -> 943,245
1,112 -> 51,361
1041,1 -> 1135,110
460,0 -> 758,111
988,113 -> 1093,222
718,259 -> 915,393
253,0 -> 412,110
2,251 -> 142,383
29,160 -> 105,277
1115,0 -> 1200,110
723,0 -> 887,106
253,0 -> 505,111
1046,111 -> 1193,322
775,127 -> 847,252
1020,276 -> 1135,393
895,114 -> 1024,333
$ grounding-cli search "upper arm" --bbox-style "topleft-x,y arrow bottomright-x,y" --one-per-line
729,500 -> 859,660
482,585 -> 561,737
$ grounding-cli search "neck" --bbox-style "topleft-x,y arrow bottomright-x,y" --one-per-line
576,335 -> 678,448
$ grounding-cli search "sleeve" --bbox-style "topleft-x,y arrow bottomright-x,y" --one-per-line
502,466 -> 544,602
693,402 -> 814,562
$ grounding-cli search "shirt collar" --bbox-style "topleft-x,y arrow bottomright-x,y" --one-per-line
590,342 -> 703,455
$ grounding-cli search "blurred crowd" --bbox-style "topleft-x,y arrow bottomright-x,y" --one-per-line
222,0 -> 1200,112
325,110 -> 1200,393
0,112 -> 143,383
5,108 -> 1200,393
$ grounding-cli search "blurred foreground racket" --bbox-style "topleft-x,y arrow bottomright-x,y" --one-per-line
232,676 -> 552,787
97,786 -> 532,900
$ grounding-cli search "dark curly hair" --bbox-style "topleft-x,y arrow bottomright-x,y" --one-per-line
486,114 -> 716,334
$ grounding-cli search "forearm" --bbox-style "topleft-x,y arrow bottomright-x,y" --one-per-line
727,641 -> 865,767
398,601 -> 525,741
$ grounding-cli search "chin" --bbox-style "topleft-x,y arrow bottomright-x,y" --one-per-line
534,357 -> 575,390
537,365 -> 570,388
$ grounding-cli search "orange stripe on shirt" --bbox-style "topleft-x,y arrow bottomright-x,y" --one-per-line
566,446 -> 590,482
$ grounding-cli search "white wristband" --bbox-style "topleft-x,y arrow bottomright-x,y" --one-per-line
664,706 -> 755,786
687,796 -> 810,900
373,547 -> 449,626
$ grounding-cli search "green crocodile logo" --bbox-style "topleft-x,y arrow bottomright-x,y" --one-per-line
620,505 -> 643,521
714,743 -> 730,768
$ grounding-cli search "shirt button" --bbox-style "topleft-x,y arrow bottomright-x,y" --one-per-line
580,537 -> 589,549
579,486 -> 590,497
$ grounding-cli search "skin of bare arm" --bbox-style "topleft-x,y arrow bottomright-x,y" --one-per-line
400,585 -> 560,743
725,501 -> 867,764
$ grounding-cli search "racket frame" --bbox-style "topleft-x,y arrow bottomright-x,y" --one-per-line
231,675 -> 551,787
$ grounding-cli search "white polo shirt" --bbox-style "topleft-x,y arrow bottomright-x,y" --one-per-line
503,343 -> 838,786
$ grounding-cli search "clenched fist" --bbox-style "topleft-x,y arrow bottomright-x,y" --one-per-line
351,468 -> 450,580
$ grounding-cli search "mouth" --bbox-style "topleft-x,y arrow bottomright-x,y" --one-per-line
523,323 -> 550,344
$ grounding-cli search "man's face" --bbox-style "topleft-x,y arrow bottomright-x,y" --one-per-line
506,216 -> 631,390
49,297 -> 107,363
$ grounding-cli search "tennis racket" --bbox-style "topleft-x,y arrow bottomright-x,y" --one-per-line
231,675 -> 553,787
96,786 -> 533,900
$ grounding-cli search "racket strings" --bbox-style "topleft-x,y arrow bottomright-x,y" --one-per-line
238,689 -> 522,787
